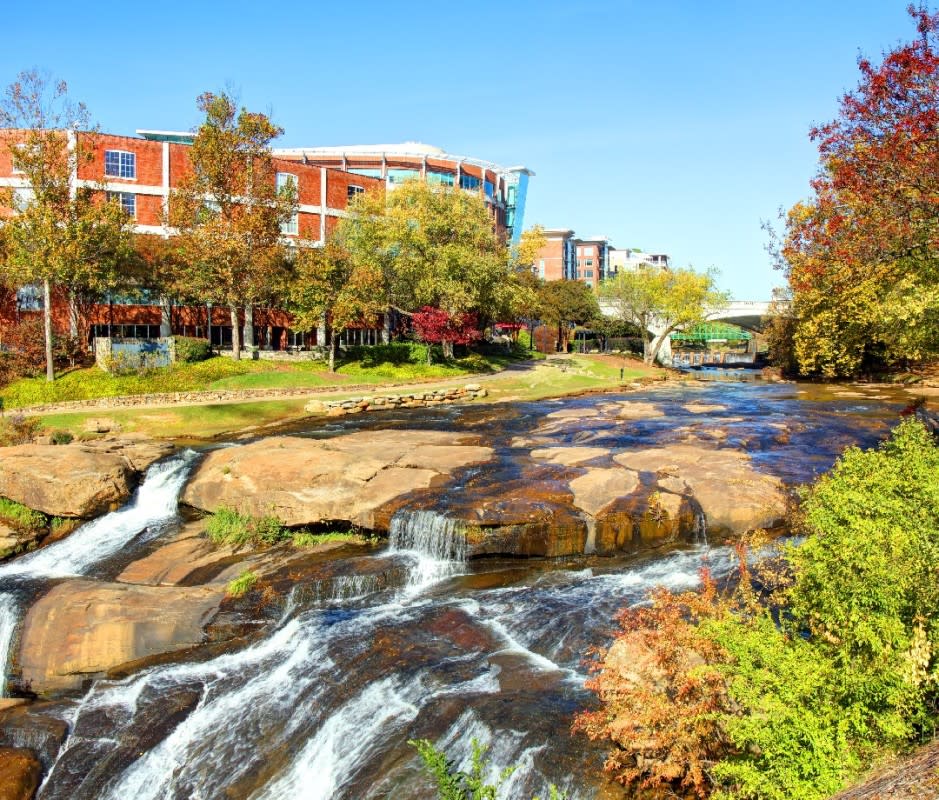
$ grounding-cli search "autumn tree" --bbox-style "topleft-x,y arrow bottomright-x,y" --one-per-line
599,265 -> 727,364
536,279 -> 600,352
780,6 -> 939,376
0,70 -> 134,380
287,239 -> 382,372
339,179 -> 517,356
170,92 -> 295,360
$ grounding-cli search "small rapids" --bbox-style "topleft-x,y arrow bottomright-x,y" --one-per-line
0,451 -> 198,697
1,381 -> 907,797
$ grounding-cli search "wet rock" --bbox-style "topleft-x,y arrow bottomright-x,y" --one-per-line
593,491 -> 696,554
16,580 -> 223,696
0,523 -> 40,562
115,521 -> 239,586
569,467 -> 640,517
0,747 -> 40,800
0,703 -> 69,772
0,445 -> 133,519
614,444 -> 787,535
530,446 -> 610,466
0,436 -> 173,519
182,430 -> 494,530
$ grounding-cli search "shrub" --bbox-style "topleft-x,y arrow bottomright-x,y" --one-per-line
342,341 -> 429,366
206,506 -> 286,548
0,414 -> 43,446
291,530 -> 364,547
50,430 -> 73,445
0,497 -> 47,533
226,569 -> 257,598
575,420 -> 939,800
173,336 -> 211,363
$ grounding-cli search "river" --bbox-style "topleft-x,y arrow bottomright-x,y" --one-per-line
0,379 -> 912,798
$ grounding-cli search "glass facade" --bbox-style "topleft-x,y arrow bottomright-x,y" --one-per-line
387,168 -> 420,184
459,173 -> 481,191
504,170 -> 530,246
349,168 -> 382,178
426,170 -> 454,186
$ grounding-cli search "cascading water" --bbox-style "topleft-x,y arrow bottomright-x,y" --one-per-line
0,450 -> 198,697
0,593 -> 17,696
0,450 -> 198,582
388,508 -> 467,592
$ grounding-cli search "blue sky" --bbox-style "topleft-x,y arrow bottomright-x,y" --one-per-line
1,0 -> 919,297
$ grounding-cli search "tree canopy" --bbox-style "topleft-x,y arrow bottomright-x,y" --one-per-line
0,70 -> 134,381
599,265 -> 727,364
169,91 -> 296,359
779,6 -> 939,376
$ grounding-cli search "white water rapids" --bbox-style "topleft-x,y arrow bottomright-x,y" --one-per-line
0,451 -> 198,697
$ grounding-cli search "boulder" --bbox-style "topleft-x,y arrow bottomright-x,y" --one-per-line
0,445 -> 134,518
0,747 -> 40,800
0,436 -> 173,519
182,430 -> 494,530
16,580 -> 223,696
613,444 -> 788,535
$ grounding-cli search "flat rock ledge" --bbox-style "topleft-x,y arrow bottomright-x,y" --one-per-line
182,430 -> 495,530
0,435 -> 175,519
14,579 -> 223,696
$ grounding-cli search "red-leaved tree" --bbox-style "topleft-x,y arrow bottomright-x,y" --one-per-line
780,5 -> 939,375
410,306 -> 481,361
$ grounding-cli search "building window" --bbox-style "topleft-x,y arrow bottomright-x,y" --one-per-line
16,284 -> 43,311
585,259 -> 594,267
349,167 -> 382,178
459,174 -> 480,191
484,180 -> 494,199
107,191 -> 136,218
104,150 -> 136,179
12,187 -> 34,211
387,168 -> 420,184
277,173 -> 299,235
347,184 -> 364,203
427,170 -> 454,187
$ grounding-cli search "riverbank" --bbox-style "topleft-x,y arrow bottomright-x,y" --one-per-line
26,354 -> 666,440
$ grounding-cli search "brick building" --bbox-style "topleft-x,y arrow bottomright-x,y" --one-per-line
0,129 -> 385,350
533,230 -> 671,292
273,142 -> 533,245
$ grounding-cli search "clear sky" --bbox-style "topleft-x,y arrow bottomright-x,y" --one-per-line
0,0 -> 920,298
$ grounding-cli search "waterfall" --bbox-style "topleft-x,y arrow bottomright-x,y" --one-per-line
388,509 -> 467,592
250,675 -> 422,800
0,594 -> 17,696
0,450 -> 198,697
0,450 -> 198,581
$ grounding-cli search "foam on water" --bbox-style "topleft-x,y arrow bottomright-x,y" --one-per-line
0,593 -> 18,696
0,450 -> 198,581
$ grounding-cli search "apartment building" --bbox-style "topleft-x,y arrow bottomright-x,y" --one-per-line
273,141 -> 533,244
0,129 -> 384,349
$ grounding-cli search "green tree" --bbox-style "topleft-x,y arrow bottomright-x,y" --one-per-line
169,91 -> 296,360
339,179 -> 516,354
287,238 -> 382,372
0,70 -> 134,381
537,279 -> 600,352
599,265 -> 728,364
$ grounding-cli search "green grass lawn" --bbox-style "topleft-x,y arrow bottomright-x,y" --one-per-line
0,347 -> 544,409
16,352 -> 661,442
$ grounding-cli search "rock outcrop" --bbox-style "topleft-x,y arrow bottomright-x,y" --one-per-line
0,747 -> 40,800
16,580 -> 222,695
0,436 -> 175,519
182,430 -> 494,530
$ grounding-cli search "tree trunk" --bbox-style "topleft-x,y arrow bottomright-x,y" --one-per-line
647,330 -> 670,365
43,279 -> 55,382
328,329 -> 336,373
67,290 -> 79,341
426,343 -> 433,365
442,339 -> 454,359
159,295 -> 172,338
243,305 -> 255,348
230,306 -> 241,360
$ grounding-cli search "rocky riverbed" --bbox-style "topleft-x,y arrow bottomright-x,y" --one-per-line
0,379 -> 916,798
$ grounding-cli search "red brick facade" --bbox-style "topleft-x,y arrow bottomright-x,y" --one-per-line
0,130 -> 385,349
